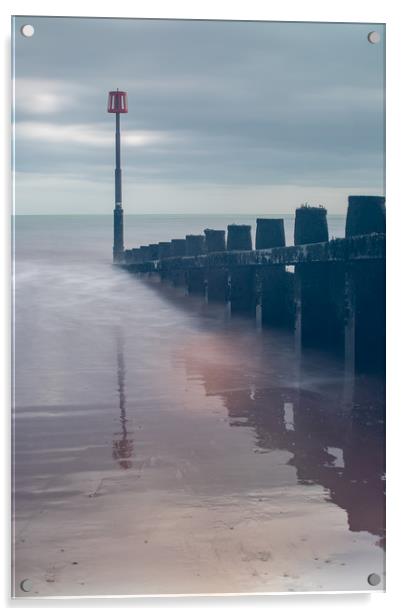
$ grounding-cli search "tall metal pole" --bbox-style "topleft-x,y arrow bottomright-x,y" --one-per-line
113,110 -> 124,263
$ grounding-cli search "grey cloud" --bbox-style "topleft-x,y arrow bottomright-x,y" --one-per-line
13,17 -> 385,213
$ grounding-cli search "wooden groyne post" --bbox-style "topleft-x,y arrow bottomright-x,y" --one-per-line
204,230 -> 228,303
256,218 -> 291,328
293,206 -> 335,353
344,196 -> 385,372
120,196 -> 385,373
170,239 -> 187,287
227,224 -> 255,316
185,235 -> 206,295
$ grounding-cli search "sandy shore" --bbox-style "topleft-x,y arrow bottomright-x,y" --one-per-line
13,277 -> 385,597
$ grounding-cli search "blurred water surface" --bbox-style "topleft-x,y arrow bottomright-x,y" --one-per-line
12,214 -> 385,596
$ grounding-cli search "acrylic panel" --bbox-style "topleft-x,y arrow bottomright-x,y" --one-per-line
12,16 -> 386,597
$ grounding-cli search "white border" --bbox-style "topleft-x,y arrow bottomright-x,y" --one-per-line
2,1 -> 402,614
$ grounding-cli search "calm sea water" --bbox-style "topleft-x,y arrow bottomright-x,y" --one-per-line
12,214 -> 385,596
14,213 -> 346,261
13,213 -> 346,408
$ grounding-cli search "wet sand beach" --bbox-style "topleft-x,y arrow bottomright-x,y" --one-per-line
12,216 -> 385,597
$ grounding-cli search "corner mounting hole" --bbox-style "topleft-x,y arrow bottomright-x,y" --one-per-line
20,578 -> 33,592
20,24 -> 35,38
367,31 -> 380,44
367,572 -> 381,586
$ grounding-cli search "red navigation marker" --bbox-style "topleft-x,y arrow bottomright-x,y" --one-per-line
107,90 -> 128,113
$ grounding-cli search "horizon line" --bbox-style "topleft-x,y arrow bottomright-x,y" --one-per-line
12,212 -> 346,216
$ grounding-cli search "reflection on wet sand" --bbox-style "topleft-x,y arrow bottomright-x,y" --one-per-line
112,337 -> 134,470
183,342 -> 385,548
13,270 -> 385,597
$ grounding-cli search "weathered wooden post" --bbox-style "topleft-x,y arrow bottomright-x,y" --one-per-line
227,224 -> 252,251
157,241 -> 172,282
171,239 -> 186,257
186,234 -> 205,256
186,234 -> 206,295
131,248 -> 141,263
170,239 -> 187,287
124,249 -> 133,264
344,266 -> 356,377
145,245 -> 159,280
205,229 -> 226,253
346,195 -> 385,237
256,218 -> 292,328
204,229 -> 228,303
256,218 -> 285,249
294,205 -> 328,245
294,206 -> 334,349
136,245 -> 152,276
227,224 -> 255,316
294,264 -> 302,361
149,244 -> 159,260
344,196 -> 385,373
140,245 -> 152,262
158,241 -> 172,260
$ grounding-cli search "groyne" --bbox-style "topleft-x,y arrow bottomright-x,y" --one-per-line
119,196 -> 386,373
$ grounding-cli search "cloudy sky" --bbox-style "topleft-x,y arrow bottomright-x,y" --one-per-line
13,17 -> 385,215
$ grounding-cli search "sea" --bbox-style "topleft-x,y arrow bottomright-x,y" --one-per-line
12,214 -> 385,597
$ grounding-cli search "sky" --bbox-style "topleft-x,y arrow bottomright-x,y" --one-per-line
13,17 -> 385,215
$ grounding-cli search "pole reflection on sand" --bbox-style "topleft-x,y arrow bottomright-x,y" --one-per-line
13,273 -> 385,597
